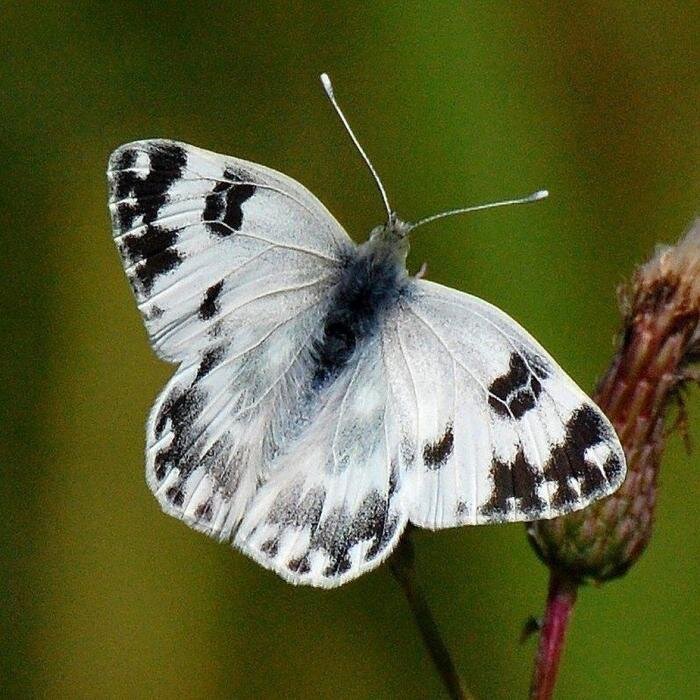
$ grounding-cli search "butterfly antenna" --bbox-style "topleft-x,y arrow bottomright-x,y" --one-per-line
408,189 -> 549,232
320,73 -> 392,222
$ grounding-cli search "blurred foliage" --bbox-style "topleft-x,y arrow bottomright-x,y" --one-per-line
1,2 -> 698,698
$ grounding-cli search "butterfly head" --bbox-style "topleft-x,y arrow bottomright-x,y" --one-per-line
370,212 -> 412,241
366,213 -> 412,268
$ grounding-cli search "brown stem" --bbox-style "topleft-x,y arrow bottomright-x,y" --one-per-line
529,571 -> 579,700
390,533 -> 474,700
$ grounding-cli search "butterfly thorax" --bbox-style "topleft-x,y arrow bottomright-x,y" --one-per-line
310,226 -> 409,391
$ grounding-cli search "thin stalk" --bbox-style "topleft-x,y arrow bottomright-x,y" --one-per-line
529,571 -> 579,700
390,533 -> 474,700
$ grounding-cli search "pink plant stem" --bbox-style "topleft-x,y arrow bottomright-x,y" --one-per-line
529,571 -> 579,700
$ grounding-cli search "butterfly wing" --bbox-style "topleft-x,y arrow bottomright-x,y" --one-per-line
108,140 -> 352,362
383,279 -> 626,528
235,337 -> 406,587
108,140 -> 353,541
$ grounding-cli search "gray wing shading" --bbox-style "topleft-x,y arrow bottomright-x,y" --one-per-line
383,279 -> 626,528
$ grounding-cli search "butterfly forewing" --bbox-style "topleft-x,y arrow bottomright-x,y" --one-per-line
107,140 -> 352,362
386,280 -> 625,528
108,140 -> 355,549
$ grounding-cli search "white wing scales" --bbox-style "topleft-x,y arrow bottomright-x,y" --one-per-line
235,342 -> 406,586
108,140 -> 353,551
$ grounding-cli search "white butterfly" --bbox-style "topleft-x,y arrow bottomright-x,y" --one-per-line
107,74 -> 625,587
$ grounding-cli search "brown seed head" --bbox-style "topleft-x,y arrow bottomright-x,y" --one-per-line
528,221 -> 700,582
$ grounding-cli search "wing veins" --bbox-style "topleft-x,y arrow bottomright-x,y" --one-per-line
163,301 -> 325,482
391,307 -> 421,466
330,353 -> 366,470
140,244 -> 277,313
162,277 -> 331,361
202,219 -> 339,262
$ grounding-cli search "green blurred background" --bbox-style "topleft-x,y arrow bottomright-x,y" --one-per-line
2,2 -> 698,698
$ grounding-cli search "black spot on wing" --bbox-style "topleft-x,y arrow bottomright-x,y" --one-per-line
388,461 -> 399,498
223,183 -> 256,230
146,304 -> 164,320
194,499 -> 213,523
133,247 -> 183,295
490,353 -> 529,399
166,486 -> 184,507
423,424 -> 454,469
112,143 -> 187,229
543,444 -> 578,508
313,492 -> 398,577
488,352 -> 544,419
195,345 -> 226,380
261,538 -> 279,558
362,501 -> 399,562
202,179 -> 229,220
481,456 -> 512,516
114,202 -> 137,231
455,501 -> 471,518
287,555 -> 311,575
480,448 -> 545,518
153,383 -> 205,481
112,145 -> 188,291
112,148 -> 137,173
152,377 -> 238,508
511,449 -> 546,513
139,145 -> 188,223
112,150 -> 137,200
543,405 -> 616,508
508,386 -> 538,418
314,508 -> 355,576
265,486 -> 400,579
603,452 -> 623,481
122,224 -> 178,265
203,167 -> 256,235
198,280 -> 225,320
568,404 -> 607,447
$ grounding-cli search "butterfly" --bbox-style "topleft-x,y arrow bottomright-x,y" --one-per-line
107,74 -> 625,587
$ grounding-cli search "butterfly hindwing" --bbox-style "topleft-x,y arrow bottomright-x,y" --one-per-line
144,279 -> 335,543
235,340 -> 406,587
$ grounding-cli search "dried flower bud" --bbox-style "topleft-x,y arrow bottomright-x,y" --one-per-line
527,221 -> 700,582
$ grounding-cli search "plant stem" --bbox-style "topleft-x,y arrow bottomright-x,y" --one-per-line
529,571 -> 579,700
390,533 -> 474,700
